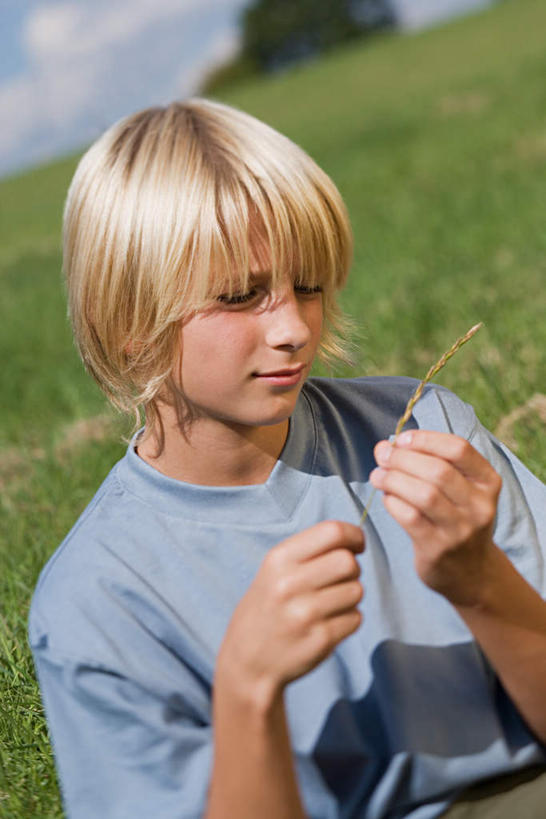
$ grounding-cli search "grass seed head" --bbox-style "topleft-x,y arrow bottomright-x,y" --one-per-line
360,322 -> 483,525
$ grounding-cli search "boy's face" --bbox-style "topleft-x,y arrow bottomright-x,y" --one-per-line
176,267 -> 323,433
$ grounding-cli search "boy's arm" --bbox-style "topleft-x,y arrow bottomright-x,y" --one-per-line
206,665 -> 305,819
370,429 -> 546,744
455,546 -> 546,743
205,520 -> 365,818
31,521 -> 363,819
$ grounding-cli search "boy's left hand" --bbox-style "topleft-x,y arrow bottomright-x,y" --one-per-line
370,430 -> 503,607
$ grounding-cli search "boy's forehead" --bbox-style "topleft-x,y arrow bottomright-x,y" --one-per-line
248,235 -> 302,278
248,237 -> 272,273
209,219 -> 305,294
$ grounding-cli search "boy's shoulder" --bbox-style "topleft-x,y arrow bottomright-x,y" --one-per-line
302,375 -> 478,441
28,454 -> 144,657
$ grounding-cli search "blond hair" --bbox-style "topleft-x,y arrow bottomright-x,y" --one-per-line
63,98 -> 353,439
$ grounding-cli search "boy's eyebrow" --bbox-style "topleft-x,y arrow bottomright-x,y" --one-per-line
247,266 -> 305,281
247,270 -> 272,282
221,267 -> 305,292
214,270 -> 271,296
237,270 -> 275,288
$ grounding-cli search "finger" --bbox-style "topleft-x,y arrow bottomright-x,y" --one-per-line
371,467 -> 457,526
391,430 -> 500,487
381,492 -> 436,540
311,609 -> 363,655
281,520 -> 365,564
374,442 -> 471,506
301,548 -> 362,591
310,580 -> 364,619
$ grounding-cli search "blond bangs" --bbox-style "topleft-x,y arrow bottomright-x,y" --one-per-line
63,98 -> 354,428
187,113 -> 352,306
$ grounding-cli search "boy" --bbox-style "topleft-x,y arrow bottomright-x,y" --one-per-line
29,99 -> 546,818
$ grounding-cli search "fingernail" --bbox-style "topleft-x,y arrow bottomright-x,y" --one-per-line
397,431 -> 413,446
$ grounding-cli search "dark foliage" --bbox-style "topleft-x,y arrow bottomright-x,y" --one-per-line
242,0 -> 396,72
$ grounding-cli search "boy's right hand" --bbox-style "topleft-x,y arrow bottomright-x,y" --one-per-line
216,521 -> 364,708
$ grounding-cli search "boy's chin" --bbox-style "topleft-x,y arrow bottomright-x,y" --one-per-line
238,402 -> 298,430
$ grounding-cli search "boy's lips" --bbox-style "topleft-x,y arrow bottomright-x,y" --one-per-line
256,364 -> 305,377
253,363 -> 306,385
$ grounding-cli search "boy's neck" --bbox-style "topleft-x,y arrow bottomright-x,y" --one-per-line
136,413 -> 289,487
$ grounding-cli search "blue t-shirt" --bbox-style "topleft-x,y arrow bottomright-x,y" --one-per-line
29,377 -> 546,819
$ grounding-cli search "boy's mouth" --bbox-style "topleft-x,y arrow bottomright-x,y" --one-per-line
253,364 -> 305,385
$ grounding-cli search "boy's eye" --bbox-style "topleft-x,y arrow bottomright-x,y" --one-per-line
216,283 -> 322,306
217,288 -> 258,305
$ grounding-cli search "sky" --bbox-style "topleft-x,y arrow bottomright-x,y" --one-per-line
391,0 -> 493,29
0,0 -> 248,178
0,0 -> 494,179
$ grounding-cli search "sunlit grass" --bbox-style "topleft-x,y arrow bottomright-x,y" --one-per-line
1,0 -> 545,813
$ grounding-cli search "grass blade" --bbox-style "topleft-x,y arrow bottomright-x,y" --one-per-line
360,322 -> 483,525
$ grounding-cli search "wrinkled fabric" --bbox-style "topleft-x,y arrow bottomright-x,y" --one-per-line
29,377 -> 546,819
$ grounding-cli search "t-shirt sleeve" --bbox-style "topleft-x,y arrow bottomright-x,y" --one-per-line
414,385 -> 546,598
32,646 -> 213,819
468,419 -> 546,598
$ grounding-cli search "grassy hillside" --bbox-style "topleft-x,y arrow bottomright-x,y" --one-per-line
1,0 -> 545,813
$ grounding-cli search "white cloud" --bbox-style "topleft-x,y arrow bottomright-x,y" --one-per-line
24,0 -> 239,62
0,0 -> 246,175
24,2 -> 83,61
177,23 -> 240,92
393,0 -> 494,30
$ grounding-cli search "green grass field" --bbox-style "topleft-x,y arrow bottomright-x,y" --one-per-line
1,0 -> 545,814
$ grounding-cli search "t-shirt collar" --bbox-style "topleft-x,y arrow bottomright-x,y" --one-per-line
115,386 -> 317,525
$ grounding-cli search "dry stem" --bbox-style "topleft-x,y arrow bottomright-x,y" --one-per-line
360,322 -> 483,525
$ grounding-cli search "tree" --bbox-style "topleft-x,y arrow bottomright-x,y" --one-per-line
200,0 -> 396,94
241,0 -> 395,72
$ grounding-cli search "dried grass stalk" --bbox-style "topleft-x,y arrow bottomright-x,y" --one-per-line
360,322 -> 483,525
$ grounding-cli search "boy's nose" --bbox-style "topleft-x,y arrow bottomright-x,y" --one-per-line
264,291 -> 313,352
